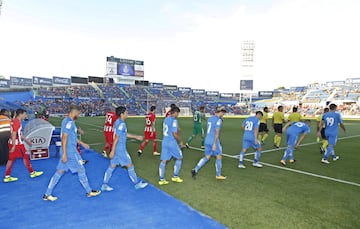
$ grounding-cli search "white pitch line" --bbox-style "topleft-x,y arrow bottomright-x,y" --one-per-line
89,142 -> 102,146
225,154 -> 360,187
72,120 -> 360,187
187,146 -> 360,188
246,134 -> 360,156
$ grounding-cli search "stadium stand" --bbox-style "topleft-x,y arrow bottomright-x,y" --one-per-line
1,77 -> 360,117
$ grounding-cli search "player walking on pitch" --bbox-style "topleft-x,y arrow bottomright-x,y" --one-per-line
317,107 -> 329,153
138,106 -> 159,156
191,107 -> 227,180
318,104 -> 346,164
43,105 -> 101,201
185,106 -> 206,149
280,120 -> 311,166
238,111 -> 264,168
4,109 -> 43,182
103,108 -> 118,157
272,105 -> 285,148
258,107 -> 269,144
101,106 -> 148,191
158,106 -> 184,185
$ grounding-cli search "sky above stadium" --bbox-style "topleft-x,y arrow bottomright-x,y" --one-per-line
0,0 -> 360,93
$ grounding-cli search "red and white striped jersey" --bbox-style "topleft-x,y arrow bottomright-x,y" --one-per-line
144,112 -> 156,132
9,118 -> 23,145
104,111 -> 118,133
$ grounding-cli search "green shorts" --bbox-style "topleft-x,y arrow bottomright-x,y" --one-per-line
192,125 -> 204,136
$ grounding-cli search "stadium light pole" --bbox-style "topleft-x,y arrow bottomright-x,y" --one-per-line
0,0 -> 3,16
240,40 -> 255,110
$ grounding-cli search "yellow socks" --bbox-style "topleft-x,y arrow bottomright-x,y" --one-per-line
262,133 -> 269,141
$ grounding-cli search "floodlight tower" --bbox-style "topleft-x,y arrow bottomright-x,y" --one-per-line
0,0 -> 3,16
240,40 -> 255,108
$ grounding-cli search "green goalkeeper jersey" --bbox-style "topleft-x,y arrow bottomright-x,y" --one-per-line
193,111 -> 205,125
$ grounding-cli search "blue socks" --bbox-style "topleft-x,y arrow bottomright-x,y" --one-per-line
128,165 -> 138,184
254,151 -> 261,163
78,168 -> 92,193
46,168 -> 91,195
159,161 -> 166,180
282,146 -> 294,161
45,172 -> 63,196
239,151 -> 245,164
174,159 -> 182,177
324,145 -> 335,160
195,157 -> 209,173
103,166 -> 115,184
215,159 -> 222,176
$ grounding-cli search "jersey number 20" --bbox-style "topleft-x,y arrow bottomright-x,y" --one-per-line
244,121 -> 253,131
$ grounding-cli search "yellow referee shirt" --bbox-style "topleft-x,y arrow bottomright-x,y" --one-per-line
260,112 -> 268,124
273,111 -> 284,124
288,112 -> 302,122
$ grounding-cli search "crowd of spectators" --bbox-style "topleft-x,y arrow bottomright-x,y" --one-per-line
5,82 -> 360,117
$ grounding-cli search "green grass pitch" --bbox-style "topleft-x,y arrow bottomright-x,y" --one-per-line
49,116 -> 360,229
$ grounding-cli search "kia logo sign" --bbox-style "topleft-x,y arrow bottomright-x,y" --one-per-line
31,136 -> 46,145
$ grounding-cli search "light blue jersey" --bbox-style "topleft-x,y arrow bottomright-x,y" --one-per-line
281,122 -> 311,162
114,119 -> 127,150
57,117 -> 83,173
287,122 -> 310,136
241,116 -> 261,150
163,116 -> 178,145
112,119 -> 132,166
205,116 -> 222,145
242,116 -> 260,141
322,112 -> 343,136
60,117 -> 78,158
161,116 -> 182,161
204,116 -> 222,156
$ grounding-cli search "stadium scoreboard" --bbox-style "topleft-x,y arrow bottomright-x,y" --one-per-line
106,56 -> 144,77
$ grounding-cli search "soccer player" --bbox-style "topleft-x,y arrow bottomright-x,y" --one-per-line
103,108 -> 118,157
138,106 -> 159,156
280,120 -> 311,166
43,105 -> 101,201
165,103 -> 176,117
158,106 -> 184,185
317,107 -> 329,153
272,105 -> 285,148
4,109 -> 43,183
258,107 -> 269,144
191,107 -> 227,180
185,106 -> 206,149
101,106 -> 148,191
238,111 -> 264,168
318,104 -> 346,164
288,107 -> 302,123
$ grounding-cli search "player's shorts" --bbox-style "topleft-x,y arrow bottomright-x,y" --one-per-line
104,131 -> 114,144
320,128 -> 327,139
273,124 -> 283,134
192,125 -> 204,136
8,144 -> 28,160
144,131 -> 156,140
325,134 -> 338,146
160,142 -> 183,160
204,143 -> 222,157
242,139 -> 261,150
259,123 -> 269,132
286,133 -> 298,147
111,150 -> 132,167
56,152 -> 84,173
